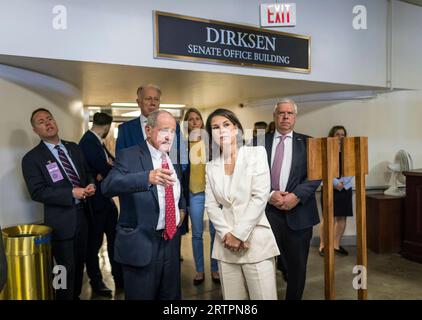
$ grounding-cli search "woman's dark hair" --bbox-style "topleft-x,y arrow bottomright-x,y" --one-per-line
205,108 -> 244,160
183,108 -> 204,132
328,125 -> 347,137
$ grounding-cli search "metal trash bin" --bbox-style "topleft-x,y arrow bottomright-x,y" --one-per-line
0,224 -> 54,300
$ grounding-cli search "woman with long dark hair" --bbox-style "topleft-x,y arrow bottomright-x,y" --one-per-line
205,108 -> 279,299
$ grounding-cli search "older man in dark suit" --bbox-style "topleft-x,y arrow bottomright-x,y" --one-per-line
264,99 -> 320,300
115,84 -> 187,171
21,108 -> 95,300
79,112 -> 123,297
102,110 -> 186,300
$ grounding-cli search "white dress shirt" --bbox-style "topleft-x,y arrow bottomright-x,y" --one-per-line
44,140 -> 82,203
140,114 -> 148,141
44,140 -> 80,180
270,130 -> 293,192
146,141 -> 181,230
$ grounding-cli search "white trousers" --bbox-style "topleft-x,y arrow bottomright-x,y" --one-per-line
218,258 -> 278,300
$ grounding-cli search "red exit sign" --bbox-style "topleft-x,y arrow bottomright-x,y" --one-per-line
260,3 -> 296,27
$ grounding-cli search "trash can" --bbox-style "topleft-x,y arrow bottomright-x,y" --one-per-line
0,224 -> 54,300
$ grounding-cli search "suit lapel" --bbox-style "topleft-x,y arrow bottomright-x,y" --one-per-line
265,133 -> 274,169
132,117 -> 144,145
38,141 -> 71,186
88,131 -> 110,161
286,132 -> 300,191
63,141 -> 85,183
138,143 -> 159,204
229,147 -> 244,199
209,157 -> 226,202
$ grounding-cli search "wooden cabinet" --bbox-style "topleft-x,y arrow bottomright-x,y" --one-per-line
402,170 -> 422,263
366,193 -> 404,253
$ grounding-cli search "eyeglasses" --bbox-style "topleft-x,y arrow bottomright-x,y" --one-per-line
276,111 -> 296,118
143,97 -> 160,103
158,129 -> 176,136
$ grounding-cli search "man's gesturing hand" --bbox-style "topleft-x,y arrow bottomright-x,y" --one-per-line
149,168 -> 176,188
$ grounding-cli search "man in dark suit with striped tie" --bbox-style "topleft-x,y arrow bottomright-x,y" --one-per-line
79,112 -> 123,296
22,108 -> 96,300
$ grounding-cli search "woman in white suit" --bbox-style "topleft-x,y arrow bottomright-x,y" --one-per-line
204,108 -> 280,300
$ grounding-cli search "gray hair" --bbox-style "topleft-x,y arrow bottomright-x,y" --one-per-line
273,98 -> 298,114
146,110 -> 174,128
137,84 -> 162,97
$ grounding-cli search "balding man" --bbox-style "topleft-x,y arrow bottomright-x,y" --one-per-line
102,110 -> 186,300
115,84 -> 187,170
21,108 -> 95,300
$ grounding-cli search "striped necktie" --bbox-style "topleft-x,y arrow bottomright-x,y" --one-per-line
55,145 -> 81,187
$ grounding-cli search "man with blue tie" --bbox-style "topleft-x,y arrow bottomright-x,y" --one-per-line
115,84 -> 187,170
264,99 -> 320,300
79,112 -> 123,297
21,108 -> 96,300
102,110 -> 186,300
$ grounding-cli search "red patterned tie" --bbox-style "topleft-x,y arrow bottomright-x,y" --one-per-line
161,155 -> 177,240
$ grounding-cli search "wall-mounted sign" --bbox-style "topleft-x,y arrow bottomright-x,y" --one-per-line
260,3 -> 297,27
154,11 -> 310,73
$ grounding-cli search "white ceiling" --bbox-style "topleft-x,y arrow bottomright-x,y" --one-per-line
0,54 -> 385,111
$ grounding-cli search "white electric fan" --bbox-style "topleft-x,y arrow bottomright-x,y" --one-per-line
384,150 -> 413,196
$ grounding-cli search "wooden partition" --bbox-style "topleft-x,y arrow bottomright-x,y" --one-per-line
307,137 -> 368,300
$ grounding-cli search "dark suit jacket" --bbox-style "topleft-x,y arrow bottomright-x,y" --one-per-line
0,226 -> 6,291
21,140 -> 94,240
115,116 -> 187,172
265,131 -> 321,231
79,130 -> 114,212
101,142 -> 186,268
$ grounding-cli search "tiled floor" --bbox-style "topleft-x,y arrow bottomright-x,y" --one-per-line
80,230 -> 422,300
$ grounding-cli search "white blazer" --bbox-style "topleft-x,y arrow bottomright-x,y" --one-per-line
205,146 -> 280,264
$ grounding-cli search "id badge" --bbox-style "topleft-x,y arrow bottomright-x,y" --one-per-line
46,162 -> 64,182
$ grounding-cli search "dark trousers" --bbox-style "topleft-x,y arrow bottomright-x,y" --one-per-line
266,207 -> 313,300
86,200 -> 123,286
52,207 -> 88,300
122,230 -> 181,300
